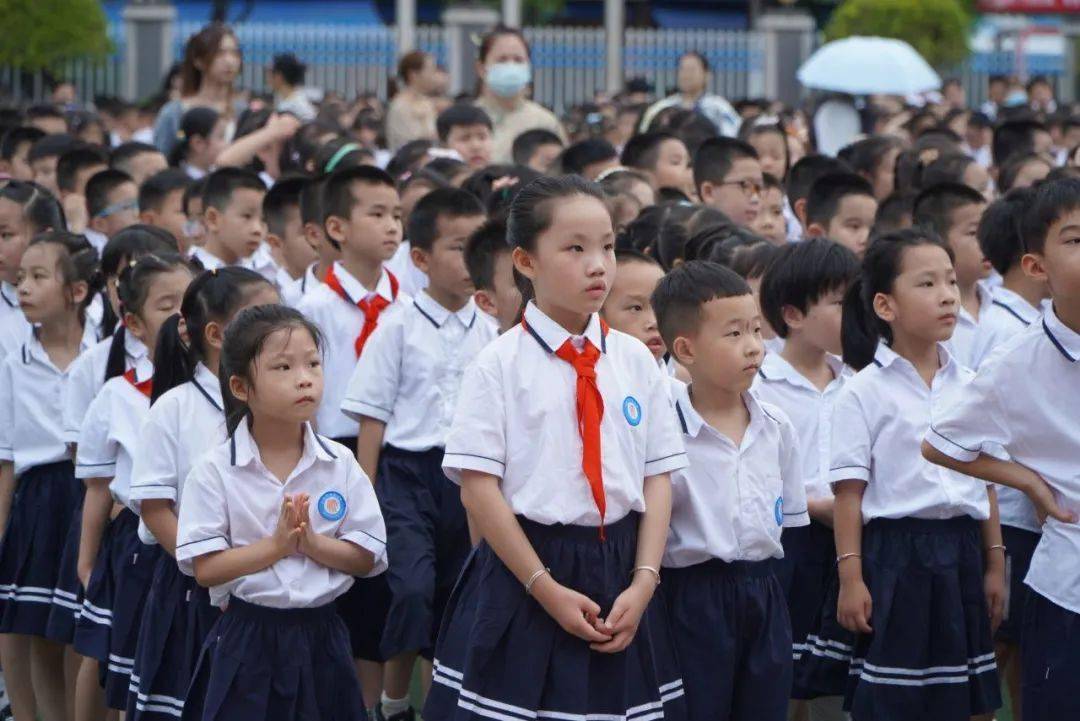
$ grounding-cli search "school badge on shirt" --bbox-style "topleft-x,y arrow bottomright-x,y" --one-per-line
774,497 -> 784,526
318,491 -> 347,521
622,396 -> 642,426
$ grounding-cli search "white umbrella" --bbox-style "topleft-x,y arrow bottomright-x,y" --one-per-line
797,36 -> 942,96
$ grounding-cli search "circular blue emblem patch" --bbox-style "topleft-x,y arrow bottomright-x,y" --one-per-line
774,497 -> 784,526
622,396 -> 642,426
318,491 -> 347,522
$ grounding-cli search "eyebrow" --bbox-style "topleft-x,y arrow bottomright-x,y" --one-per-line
1058,224 -> 1080,234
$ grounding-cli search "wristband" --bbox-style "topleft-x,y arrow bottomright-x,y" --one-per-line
986,544 -> 1006,554
525,567 -> 550,595
836,552 -> 862,565
632,565 -> 661,586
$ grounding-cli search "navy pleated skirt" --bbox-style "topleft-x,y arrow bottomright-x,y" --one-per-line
74,508 -> 139,661
181,596 -> 367,721
104,539 -> 161,709
796,516 -> 1001,721
424,512 -> 687,721
127,553 -> 221,720
0,461 -> 83,638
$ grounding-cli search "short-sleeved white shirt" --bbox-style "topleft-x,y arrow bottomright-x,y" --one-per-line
978,286 -> 1044,359
342,292 -> 496,451
829,343 -> 990,524
752,352 -> 851,501
175,420 -> 388,609
0,282 -> 21,327
62,332 -> 148,443
385,240 -> 430,298
189,246 -> 227,272
947,280 -> 996,370
664,380 -> 808,568
296,262 -> 409,440
442,301 -> 688,527
925,309 -> 1080,611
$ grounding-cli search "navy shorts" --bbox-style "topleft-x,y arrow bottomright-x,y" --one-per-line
1021,588 -> 1080,721
995,525 -> 1040,645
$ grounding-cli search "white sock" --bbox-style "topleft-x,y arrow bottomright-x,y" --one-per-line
380,692 -> 410,717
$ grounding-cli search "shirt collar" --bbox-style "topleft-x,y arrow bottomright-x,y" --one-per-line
758,351 -> 849,389
124,332 -> 147,360
192,362 -> 224,412
301,262 -> 322,293
22,327 -> 94,368
0,282 -> 18,309
872,341 -> 958,373
413,291 -> 478,330
522,300 -> 606,354
332,261 -> 394,304
957,281 -> 994,324
1042,305 -> 1080,362
191,246 -> 226,271
672,378 -> 771,444
990,286 -> 1042,326
229,418 -> 337,469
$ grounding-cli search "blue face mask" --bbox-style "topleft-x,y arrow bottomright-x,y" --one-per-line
486,62 -> 532,98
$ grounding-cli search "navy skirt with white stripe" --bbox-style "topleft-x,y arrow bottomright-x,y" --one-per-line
796,516 -> 1001,721
104,539 -> 162,709
127,553 -> 221,720
74,508 -> 140,661
424,512 -> 687,721
45,487 -> 85,643
0,461 -> 83,638
181,596 -> 367,721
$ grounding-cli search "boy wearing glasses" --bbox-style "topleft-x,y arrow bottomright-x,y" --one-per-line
804,172 -> 878,257
693,137 -> 764,228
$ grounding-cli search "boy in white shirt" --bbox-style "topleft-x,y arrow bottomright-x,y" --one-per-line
189,167 -> 267,272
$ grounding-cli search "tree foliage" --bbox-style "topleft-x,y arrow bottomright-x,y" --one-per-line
824,0 -> 971,69
0,0 -> 112,73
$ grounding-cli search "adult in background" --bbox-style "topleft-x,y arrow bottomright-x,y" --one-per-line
639,51 -> 741,138
269,52 -> 317,122
153,23 -> 244,159
474,26 -> 566,164
386,51 -> 440,151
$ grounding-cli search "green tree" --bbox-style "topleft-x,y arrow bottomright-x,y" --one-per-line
824,0 -> 971,69
0,0 -> 112,73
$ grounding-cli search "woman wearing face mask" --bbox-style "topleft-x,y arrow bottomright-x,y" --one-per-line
474,26 -> 567,164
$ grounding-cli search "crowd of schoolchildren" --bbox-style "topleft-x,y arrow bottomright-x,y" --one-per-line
0,18 -> 1077,721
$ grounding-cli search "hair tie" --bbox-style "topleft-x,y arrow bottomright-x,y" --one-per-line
211,268 -> 218,276
324,143 -> 360,174
129,259 -> 138,268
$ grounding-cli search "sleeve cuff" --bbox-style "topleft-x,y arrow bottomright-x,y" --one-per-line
340,397 -> 392,424
175,535 -> 230,574
829,464 -> 871,484
925,427 -> 981,463
127,483 -> 178,503
75,460 -> 116,479
442,451 -> 505,481
783,509 -> 810,528
63,428 -> 80,444
644,451 -> 689,477
340,530 -> 389,578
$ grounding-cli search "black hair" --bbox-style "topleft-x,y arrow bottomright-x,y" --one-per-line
169,106 -> 221,166
313,136 -> 368,175
202,167 -> 266,214
978,187 -> 1035,275
599,168 -> 651,197
465,216 -> 509,291
0,180 -> 66,234
653,203 -> 697,270
993,119 -> 1047,168
651,260 -> 751,354
1021,177 -> 1080,255
805,172 -> 875,228
26,230 -> 102,325
840,228 -> 954,369
760,237 -> 859,338
559,138 -> 618,177
321,165 -> 397,241
656,187 -> 691,203
689,227 -> 762,267
729,238 -> 779,279
786,154 -> 850,206
968,111 -> 993,130
262,175 -> 307,239
422,157 -> 468,184
692,137 -> 758,194
27,133 -> 77,163
839,136 -> 902,182
271,52 -> 306,86
874,191 -> 916,233
85,168 -> 135,219
912,182 -> 986,241
182,176 -> 208,215
98,224 -> 180,338
1,126 -> 45,161
615,247 -> 662,268
1047,165 -> 1080,183
27,104 -> 65,122
138,168 -> 192,212
679,50 -> 710,72
998,152 -> 1052,193
665,109 -> 720,157
407,187 -> 485,252
436,104 -> 493,142
512,128 -> 563,166
920,153 -> 976,188
152,266 -> 278,404
739,122 -> 790,178
219,303 -> 323,435
299,174 -> 326,227
459,164 -> 543,215
104,252 -> 193,381
109,141 -> 162,175
56,145 -> 108,194
620,131 -> 681,171
386,139 -> 434,180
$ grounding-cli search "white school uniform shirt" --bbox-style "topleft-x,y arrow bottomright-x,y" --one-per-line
978,286 -> 1044,357
342,292 -> 496,451
385,240 -> 429,297
0,283 -> 20,324
84,229 -> 108,255
175,420 -> 388,609
189,245 -> 227,272
296,262 -> 409,440
62,332 -> 148,443
752,352 -> 851,501
664,380 -> 808,568
829,343 -> 990,524
129,363 -> 227,546
442,301 -> 688,527
274,267 -> 303,308
946,280 -> 996,370
0,332 -> 94,476
244,243 -> 280,282
74,357 -> 154,508
925,309 -> 1080,611
763,336 -> 785,356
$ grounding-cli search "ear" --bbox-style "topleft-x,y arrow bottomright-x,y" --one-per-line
410,246 -> 431,274
698,181 -> 716,205
512,245 -> 537,282
265,232 -> 284,251
671,335 -> 694,367
138,209 -> 155,225
203,205 -> 222,234
1020,252 -> 1048,283
794,198 -> 809,228
228,374 -> 249,404
805,223 -> 826,238
872,291 -> 896,325
325,215 -> 348,246
781,304 -> 806,331
473,289 -> 498,319
123,310 -> 145,339
204,319 -> 225,352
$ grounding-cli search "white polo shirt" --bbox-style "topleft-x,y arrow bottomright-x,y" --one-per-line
342,292 -> 496,451
925,308 -> 1080,612
176,420 -> 388,609
75,362 -> 153,508
0,334 -> 93,476
978,286 -> 1044,358
947,280 -> 996,370
386,240 -> 430,298
829,343 -> 990,524
752,352 -> 851,501
62,332 -> 148,443
442,301 -> 688,527
296,262 -> 409,441
664,380 -> 808,568
189,246 -> 227,272
129,363 -> 227,546
0,282 -> 20,325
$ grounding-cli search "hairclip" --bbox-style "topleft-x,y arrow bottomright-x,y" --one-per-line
324,143 -> 360,174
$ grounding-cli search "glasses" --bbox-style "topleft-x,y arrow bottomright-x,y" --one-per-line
719,179 -> 764,197
94,197 -> 138,219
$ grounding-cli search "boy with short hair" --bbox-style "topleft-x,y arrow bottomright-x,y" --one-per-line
804,172 -> 878,257
752,173 -> 787,245
342,186 -> 491,721
786,155 -> 849,241
109,141 -> 168,186
436,105 -> 494,170
298,174 -> 338,294
138,168 -> 192,252
27,133 -> 77,195
874,191 -> 916,233
190,167 -> 267,271
913,181 -> 992,368
922,176 -> 1080,721
56,145 -> 108,232
693,137 -> 764,228
559,138 -> 619,180
0,126 -> 45,181
602,249 -> 667,362
262,175 -> 317,305
511,128 -> 564,173
85,168 -> 139,250
464,216 -> 521,333
652,259 -> 808,721
619,130 -> 694,198
181,176 -> 208,249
